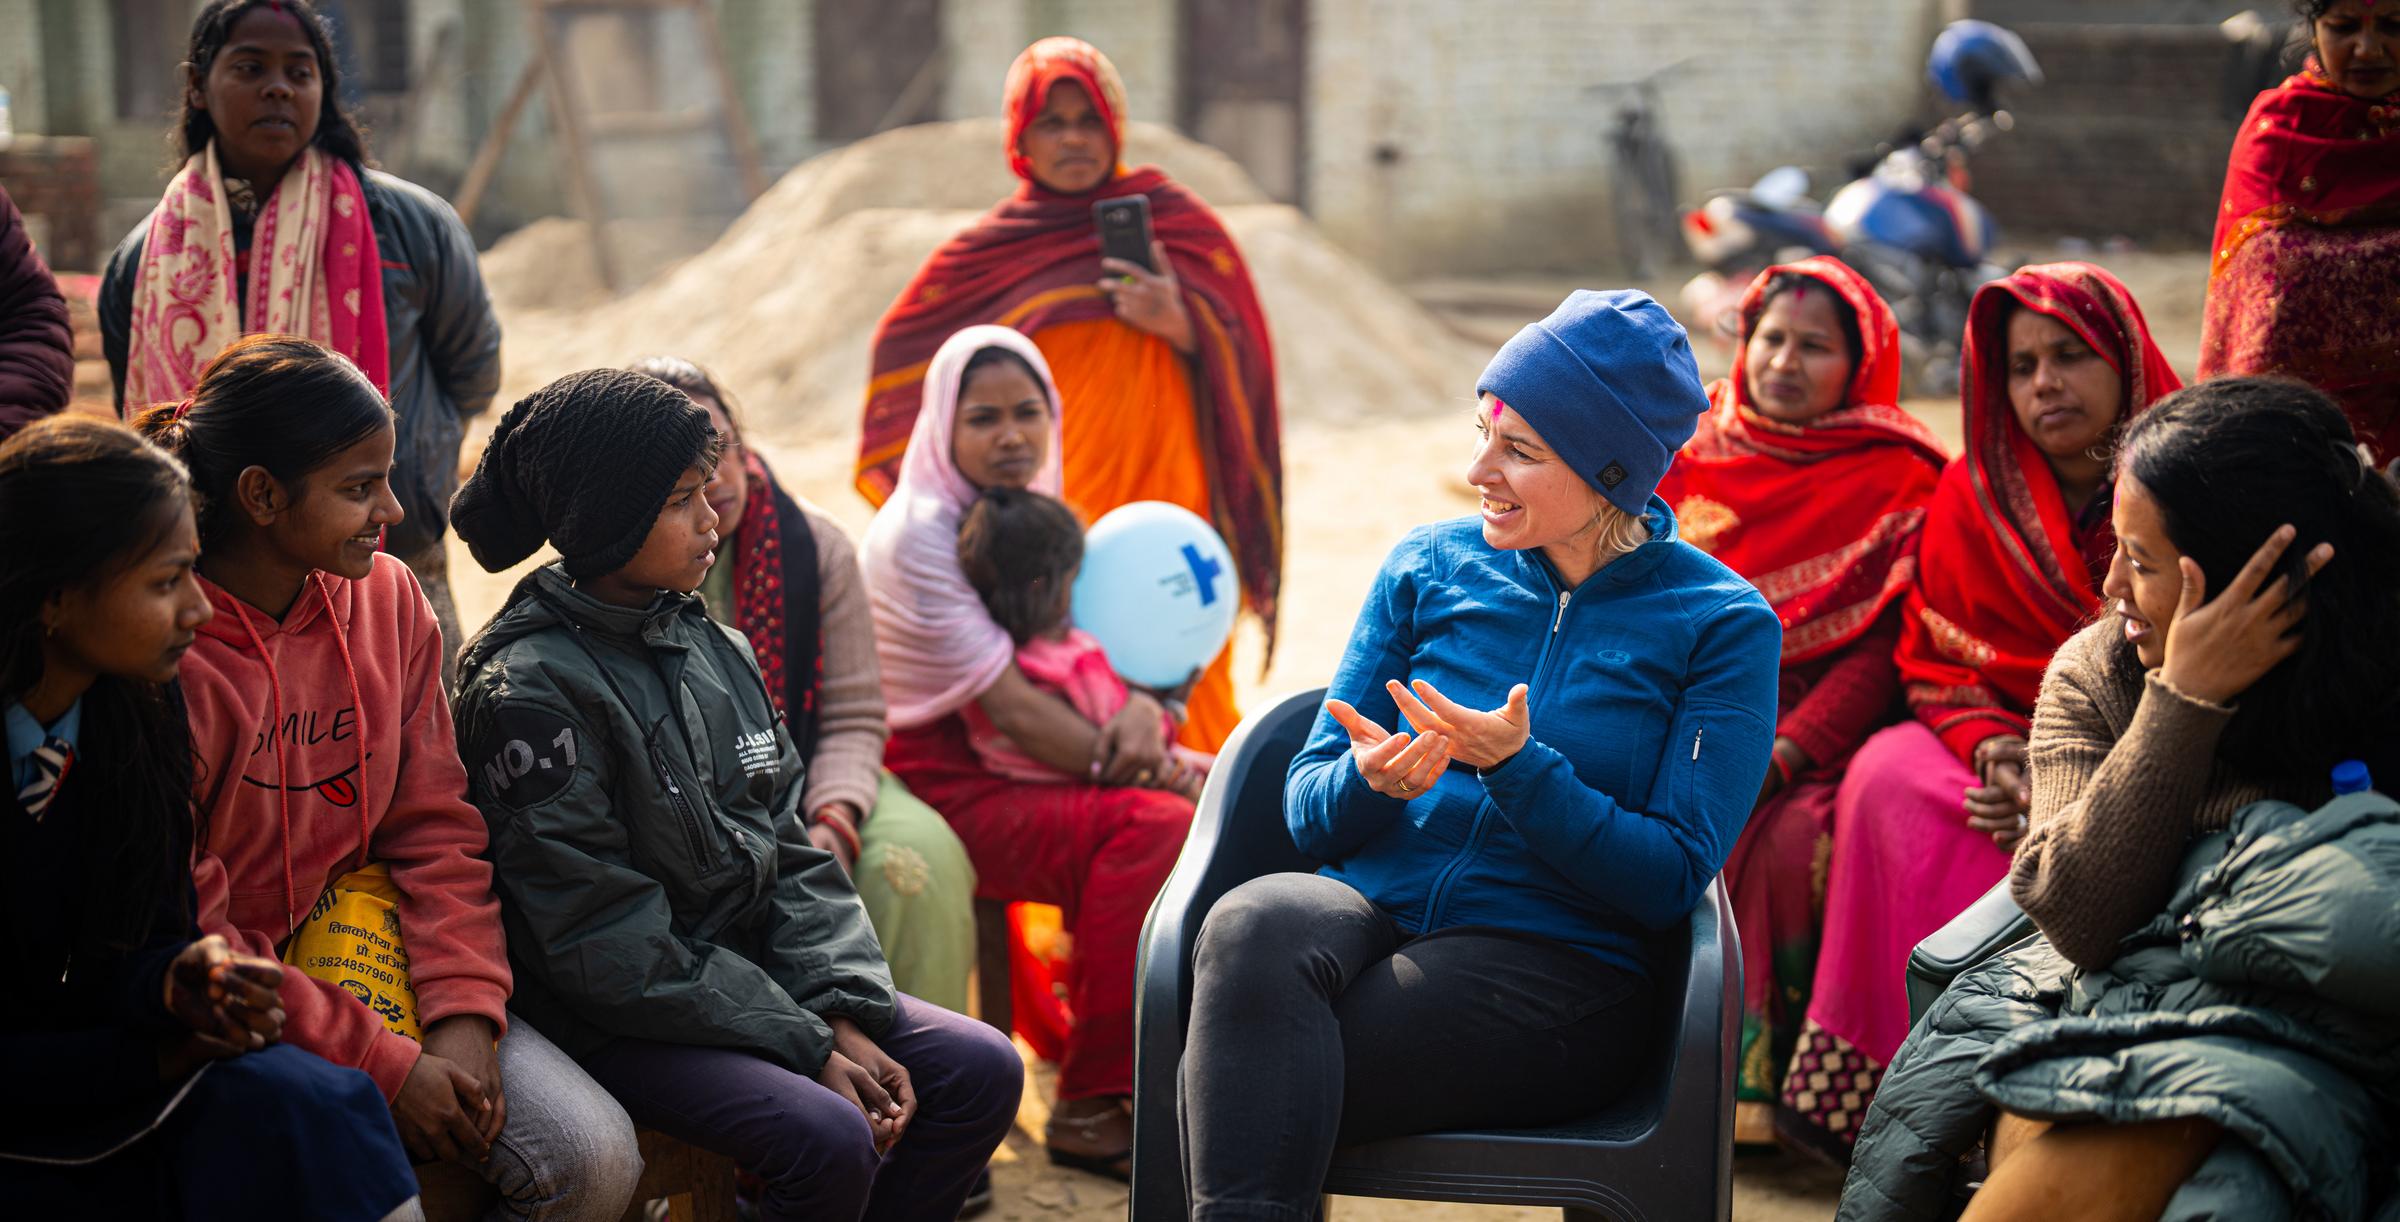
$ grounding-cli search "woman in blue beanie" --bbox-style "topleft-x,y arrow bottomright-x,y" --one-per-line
1176,290 -> 1783,1216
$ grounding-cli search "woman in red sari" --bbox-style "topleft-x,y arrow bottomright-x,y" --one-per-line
1779,263 -> 2182,1162
864,326 -> 1195,1181
2200,0 -> 2400,456
857,37 -> 1281,754
1657,257 -> 1948,1147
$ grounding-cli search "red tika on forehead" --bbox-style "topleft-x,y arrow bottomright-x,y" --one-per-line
1488,397 -> 1508,421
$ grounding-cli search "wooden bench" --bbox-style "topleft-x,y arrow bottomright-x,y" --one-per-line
973,896 -> 1014,1035
412,1126 -> 734,1222
620,1127 -> 737,1222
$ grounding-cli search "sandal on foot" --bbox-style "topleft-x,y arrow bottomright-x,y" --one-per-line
1046,1097 -> 1133,1182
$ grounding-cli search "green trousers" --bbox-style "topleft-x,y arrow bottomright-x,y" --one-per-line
854,771 -> 977,1014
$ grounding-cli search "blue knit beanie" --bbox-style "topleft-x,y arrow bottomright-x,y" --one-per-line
1475,289 -> 1710,516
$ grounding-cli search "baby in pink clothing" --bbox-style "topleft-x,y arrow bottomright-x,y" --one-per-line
955,487 -> 1209,798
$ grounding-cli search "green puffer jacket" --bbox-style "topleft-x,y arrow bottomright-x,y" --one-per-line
1840,792 -> 2400,1222
452,566 -> 894,1075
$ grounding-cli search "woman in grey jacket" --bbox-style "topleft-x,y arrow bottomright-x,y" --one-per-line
100,0 -> 500,673
450,370 -> 1021,1222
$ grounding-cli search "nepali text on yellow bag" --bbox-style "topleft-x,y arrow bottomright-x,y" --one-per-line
283,862 -> 421,1041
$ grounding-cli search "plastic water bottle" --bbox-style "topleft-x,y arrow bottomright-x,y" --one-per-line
2331,759 -> 2372,795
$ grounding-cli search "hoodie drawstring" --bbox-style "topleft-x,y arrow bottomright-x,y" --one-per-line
320,576 -> 373,874
228,573 -> 374,934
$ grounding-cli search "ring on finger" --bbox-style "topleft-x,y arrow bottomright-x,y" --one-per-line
1397,778 -> 1415,794
1135,769 -> 1155,785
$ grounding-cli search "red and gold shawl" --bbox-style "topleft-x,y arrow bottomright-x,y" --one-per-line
854,37 -> 1284,641
1897,263 -> 2183,761
726,450 -> 825,757
1660,257 -> 1948,665
2200,62 -> 2400,455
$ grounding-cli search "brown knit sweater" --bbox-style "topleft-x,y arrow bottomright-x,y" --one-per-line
799,502 -> 898,825
2010,616 -> 2317,969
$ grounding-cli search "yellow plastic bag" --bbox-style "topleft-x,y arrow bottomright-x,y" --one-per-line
283,863 -> 421,1042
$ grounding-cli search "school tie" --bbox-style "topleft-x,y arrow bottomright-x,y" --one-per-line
17,737 -> 72,821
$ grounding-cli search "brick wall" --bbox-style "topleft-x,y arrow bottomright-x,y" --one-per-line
1958,21 -> 2254,245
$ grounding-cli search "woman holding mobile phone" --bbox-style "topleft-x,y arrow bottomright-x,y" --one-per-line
857,36 -> 1280,755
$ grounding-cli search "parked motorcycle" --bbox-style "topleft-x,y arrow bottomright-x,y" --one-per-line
1680,20 -> 2043,396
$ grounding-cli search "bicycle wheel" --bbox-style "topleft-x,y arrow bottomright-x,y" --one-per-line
1613,142 -> 1665,279
1614,124 -> 1682,280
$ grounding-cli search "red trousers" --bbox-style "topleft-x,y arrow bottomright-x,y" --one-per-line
887,715 -> 1193,1100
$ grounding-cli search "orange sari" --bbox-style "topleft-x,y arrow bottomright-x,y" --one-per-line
1036,317 -> 1238,748
857,38 -> 1278,751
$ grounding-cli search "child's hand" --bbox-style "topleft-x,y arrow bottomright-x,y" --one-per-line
819,1018 -> 916,1156
164,935 -> 283,1049
1153,758 -> 1207,803
1141,666 -> 1202,707
422,1015 -> 506,1149
393,1048 -> 494,1164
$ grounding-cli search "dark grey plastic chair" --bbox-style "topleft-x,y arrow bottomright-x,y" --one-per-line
1130,687 -> 1740,1222
1904,880 -> 2036,1026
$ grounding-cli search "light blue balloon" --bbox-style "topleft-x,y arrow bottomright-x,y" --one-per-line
1071,501 -> 1240,690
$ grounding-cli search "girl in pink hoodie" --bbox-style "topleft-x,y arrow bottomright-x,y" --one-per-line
134,336 -> 639,1222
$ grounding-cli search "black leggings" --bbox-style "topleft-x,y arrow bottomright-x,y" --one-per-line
1177,872 -> 1655,1222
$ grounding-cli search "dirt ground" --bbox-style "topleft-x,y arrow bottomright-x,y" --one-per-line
445,248 -> 2214,1222
969,1044 -> 1850,1222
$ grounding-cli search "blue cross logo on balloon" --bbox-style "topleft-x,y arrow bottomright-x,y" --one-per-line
1181,543 -> 1224,607
1073,502 -> 1242,688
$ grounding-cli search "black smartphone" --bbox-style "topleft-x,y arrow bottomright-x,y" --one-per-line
1093,194 -> 1156,272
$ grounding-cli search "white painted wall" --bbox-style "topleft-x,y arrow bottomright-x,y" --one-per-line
1304,0 -> 1942,276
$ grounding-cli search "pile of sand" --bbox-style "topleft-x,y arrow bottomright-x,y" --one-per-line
480,119 -> 1490,446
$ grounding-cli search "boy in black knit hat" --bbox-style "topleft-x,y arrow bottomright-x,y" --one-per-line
448,370 -> 1022,1222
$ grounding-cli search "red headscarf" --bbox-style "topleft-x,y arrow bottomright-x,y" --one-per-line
856,38 -> 1284,642
2200,61 -> 2400,455
2208,60 -> 2400,269
1000,37 -> 1131,183
1896,263 -> 2183,759
1660,257 -> 1948,664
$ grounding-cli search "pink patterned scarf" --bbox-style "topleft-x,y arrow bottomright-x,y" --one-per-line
860,325 -> 1064,730
124,143 -> 390,408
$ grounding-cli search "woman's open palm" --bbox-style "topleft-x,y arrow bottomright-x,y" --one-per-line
1324,699 -> 1450,799
1388,679 -> 1531,771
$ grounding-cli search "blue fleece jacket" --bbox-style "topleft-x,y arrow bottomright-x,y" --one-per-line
1285,501 -> 1781,976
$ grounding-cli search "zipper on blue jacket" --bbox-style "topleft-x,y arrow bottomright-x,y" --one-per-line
1424,575 -> 1574,929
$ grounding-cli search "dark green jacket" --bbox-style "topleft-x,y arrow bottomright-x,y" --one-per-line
452,567 -> 894,1075
1841,793 -> 2400,1221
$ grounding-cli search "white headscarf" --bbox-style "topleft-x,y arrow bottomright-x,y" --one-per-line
859,325 -> 1065,729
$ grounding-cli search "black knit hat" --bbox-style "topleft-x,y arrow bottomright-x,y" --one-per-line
451,369 -> 718,579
